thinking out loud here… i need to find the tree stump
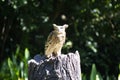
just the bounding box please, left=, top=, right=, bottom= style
left=28, top=51, right=81, bottom=80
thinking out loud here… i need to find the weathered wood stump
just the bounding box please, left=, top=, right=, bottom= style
left=28, top=51, right=81, bottom=80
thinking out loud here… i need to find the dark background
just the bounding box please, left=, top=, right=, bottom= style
left=0, top=0, right=120, bottom=79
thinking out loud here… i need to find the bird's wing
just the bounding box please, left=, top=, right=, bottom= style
left=45, top=32, right=55, bottom=50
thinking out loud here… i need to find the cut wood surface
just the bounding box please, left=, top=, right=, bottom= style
left=28, top=51, right=81, bottom=80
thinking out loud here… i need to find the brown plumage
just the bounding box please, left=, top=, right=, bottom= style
left=45, top=24, right=68, bottom=58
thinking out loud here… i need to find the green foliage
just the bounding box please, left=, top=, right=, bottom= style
left=0, top=0, right=120, bottom=79
left=90, top=64, right=103, bottom=80
left=82, top=64, right=119, bottom=80
left=0, top=47, right=29, bottom=80
left=90, top=64, right=97, bottom=80
left=118, top=64, right=120, bottom=80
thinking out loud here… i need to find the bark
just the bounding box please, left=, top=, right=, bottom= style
left=28, top=51, right=81, bottom=80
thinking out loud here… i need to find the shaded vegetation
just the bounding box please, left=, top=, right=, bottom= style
left=0, top=0, right=120, bottom=79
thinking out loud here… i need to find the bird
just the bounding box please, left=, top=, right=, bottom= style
left=45, top=24, right=68, bottom=58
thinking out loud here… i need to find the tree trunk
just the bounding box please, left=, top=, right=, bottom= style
left=28, top=51, right=81, bottom=80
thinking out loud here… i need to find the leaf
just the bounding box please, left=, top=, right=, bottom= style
left=90, top=64, right=97, bottom=80
left=25, top=48, right=30, bottom=60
